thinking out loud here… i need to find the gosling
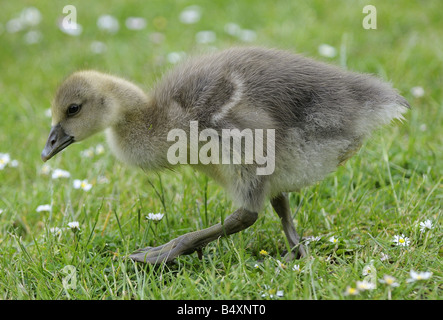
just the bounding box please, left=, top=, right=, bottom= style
left=41, top=47, right=409, bottom=264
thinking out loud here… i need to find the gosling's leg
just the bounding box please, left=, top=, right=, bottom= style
left=130, top=208, right=258, bottom=264
left=270, top=192, right=306, bottom=260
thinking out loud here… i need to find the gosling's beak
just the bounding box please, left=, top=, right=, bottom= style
left=41, top=124, right=75, bottom=162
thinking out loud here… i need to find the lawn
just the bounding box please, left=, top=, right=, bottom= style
left=0, top=0, right=441, bottom=301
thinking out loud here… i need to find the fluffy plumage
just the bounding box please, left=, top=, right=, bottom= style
left=42, top=47, right=409, bottom=263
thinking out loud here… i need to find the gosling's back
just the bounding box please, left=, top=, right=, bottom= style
left=154, top=47, right=408, bottom=131
left=149, top=47, right=408, bottom=209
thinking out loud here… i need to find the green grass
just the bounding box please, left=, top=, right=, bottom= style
left=0, top=0, right=441, bottom=300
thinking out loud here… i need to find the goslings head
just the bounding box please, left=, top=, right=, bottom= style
left=41, top=71, right=111, bottom=161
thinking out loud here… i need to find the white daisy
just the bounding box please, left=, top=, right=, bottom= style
left=179, top=6, right=201, bottom=24
left=36, top=204, right=52, bottom=212
left=0, top=153, right=11, bottom=169
left=40, top=164, right=52, bottom=175
left=6, top=18, right=24, bottom=33
left=380, top=252, right=390, bottom=261
left=73, top=179, right=92, bottom=191
left=356, top=280, right=376, bottom=291
left=419, top=219, right=433, bottom=232
left=410, top=86, right=425, bottom=98
left=379, top=275, right=399, bottom=287
left=20, top=7, right=42, bottom=27
left=292, top=264, right=301, bottom=272
left=51, top=168, right=71, bottom=179
left=328, top=236, right=338, bottom=244
left=146, top=213, right=164, bottom=222
left=406, top=270, right=432, bottom=283
left=260, top=285, right=280, bottom=299
left=362, top=263, right=375, bottom=276
left=50, top=227, right=62, bottom=236
left=393, top=234, right=410, bottom=246
left=318, top=44, right=337, bottom=58
left=9, top=159, right=19, bottom=167
left=97, top=14, right=119, bottom=33
left=67, top=221, right=80, bottom=230
left=125, top=17, right=147, bottom=30
left=344, top=286, right=359, bottom=296
left=95, top=144, right=105, bottom=155
left=304, top=235, right=321, bottom=245
left=80, top=148, right=95, bottom=158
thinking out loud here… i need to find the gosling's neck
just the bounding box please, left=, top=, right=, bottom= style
left=98, top=73, right=172, bottom=170
left=94, top=73, right=149, bottom=122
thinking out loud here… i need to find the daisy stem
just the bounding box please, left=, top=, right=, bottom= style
left=423, top=231, right=430, bottom=248
left=141, top=220, right=152, bottom=245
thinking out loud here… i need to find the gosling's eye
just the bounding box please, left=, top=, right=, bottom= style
left=67, top=104, right=81, bottom=116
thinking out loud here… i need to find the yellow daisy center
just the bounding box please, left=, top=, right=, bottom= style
left=348, top=288, right=357, bottom=294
